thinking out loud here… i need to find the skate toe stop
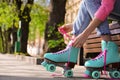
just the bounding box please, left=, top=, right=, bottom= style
left=83, top=74, right=91, bottom=78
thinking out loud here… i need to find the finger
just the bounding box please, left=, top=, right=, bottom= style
left=72, top=41, right=78, bottom=48
left=72, top=40, right=82, bottom=48
left=74, top=43, right=81, bottom=48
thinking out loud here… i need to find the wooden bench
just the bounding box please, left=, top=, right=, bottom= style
left=83, top=21, right=120, bottom=58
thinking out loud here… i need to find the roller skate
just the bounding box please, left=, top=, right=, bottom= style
left=41, top=44, right=79, bottom=77
left=41, top=27, right=80, bottom=77
left=84, top=40, right=120, bottom=79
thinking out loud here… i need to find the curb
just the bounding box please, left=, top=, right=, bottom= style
left=5, top=54, right=44, bottom=65
left=15, top=55, right=44, bottom=65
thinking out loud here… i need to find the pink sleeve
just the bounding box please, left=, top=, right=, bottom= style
left=95, top=0, right=116, bottom=21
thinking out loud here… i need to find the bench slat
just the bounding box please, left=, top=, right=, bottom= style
left=84, top=41, right=120, bottom=49
left=84, top=47, right=120, bottom=53
left=85, top=35, right=120, bottom=44
left=88, top=29, right=120, bottom=39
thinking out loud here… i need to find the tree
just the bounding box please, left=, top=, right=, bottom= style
left=16, top=0, right=34, bottom=53
left=44, top=0, right=67, bottom=53
left=0, top=2, right=18, bottom=53
left=29, top=3, right=49, bottom=41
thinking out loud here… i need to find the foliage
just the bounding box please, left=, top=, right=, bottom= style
left=0, top=2, right=18, bottom=30
left=48, top=37, right=65, bottom=50
left=29, top=3, right=49, bottom=41
left=0, top=2, right=18, bottom=53
left=47, top=24, right=66, bottom=51
left=0, top=38, right=3, bottom=52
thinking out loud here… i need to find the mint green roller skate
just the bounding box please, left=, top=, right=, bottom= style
left=41, top=41, right=79, bottom=77
left=84, top=40, right=120, bottom=79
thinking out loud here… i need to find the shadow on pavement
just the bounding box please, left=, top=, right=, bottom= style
left=0, top=75, right=51, bottom=80
left=0, top=75, right=112, bottom=80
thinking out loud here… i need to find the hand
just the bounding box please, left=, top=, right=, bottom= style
left=72, top=17, right=102, bottom=48
left=72, top=33, right=88, bottom=48
left=58, top=23, right=73, bottom=44
left=58, top=23, right=73, bottom=33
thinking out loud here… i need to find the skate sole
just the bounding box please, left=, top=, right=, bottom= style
left=85, top=62, right=120, bottom=70
left=85, top=62, right=120, bottom=79
left=44, top=58, right=76, bottom=68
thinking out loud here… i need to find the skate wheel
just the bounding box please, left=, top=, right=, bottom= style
left=109, top=70, right=114, bottom=78
left=92, top=71, right=100, bottom=79
left=63, top=70, right=73, bottom=77
left=46, top=64, right=56, bottom=72
left=109, top=70, right=120, bottom=78
left=41, top=61, right=47, bottom=67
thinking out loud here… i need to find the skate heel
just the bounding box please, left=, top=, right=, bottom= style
left=108, top=62, right=120, bottom=79
left=108, top=62, right=120, bottom=68
left=65, top=62, right=76, bottom=68
left=61, top=62, right=76, bottom=78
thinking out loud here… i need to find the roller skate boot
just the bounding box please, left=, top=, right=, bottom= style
left=84, top=40, right=107, bottom=78
left=41, top=40, right=80, bottom=77
left=84, top=40, right=120, bottom=79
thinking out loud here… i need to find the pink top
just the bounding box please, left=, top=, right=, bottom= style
left=95, top=0, right=116, bottom=21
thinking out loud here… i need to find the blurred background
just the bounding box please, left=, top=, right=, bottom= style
left=0, top=0, right=73, bottom=59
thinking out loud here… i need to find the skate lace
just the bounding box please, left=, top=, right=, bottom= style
left=58, top=27, right=72, bottom=69
left=92, top=52, right=103, bottom=60
left=102, top=49, right=108, bottom=77
left=92, top=49, right=108, bottom=76
left=51, top=27, right=72, bottom=77
left=92, top=49, right=107, bottom=61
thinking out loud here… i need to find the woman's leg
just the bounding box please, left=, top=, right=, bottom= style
left=84, top=0, right=112, bottom=41
left=73, top=0, right=112, bottom=42
left=72, top=0, right=92, bottom=36
left=84, top=0, right=120, bottom=79
left=84, top=0, right=120, bottom=77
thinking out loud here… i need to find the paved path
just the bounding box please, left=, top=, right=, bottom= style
left=0, top=54, right=113, bottom=80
